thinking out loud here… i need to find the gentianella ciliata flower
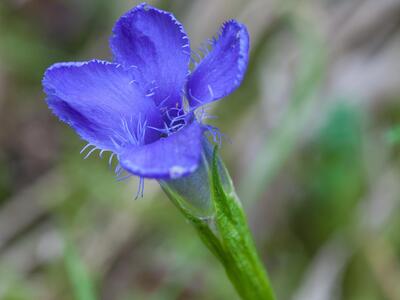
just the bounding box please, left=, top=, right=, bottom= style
left=42, top=3, right=249, bottom=185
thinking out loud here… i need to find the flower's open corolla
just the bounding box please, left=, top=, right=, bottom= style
left=42, top=3, right=249, bottom=180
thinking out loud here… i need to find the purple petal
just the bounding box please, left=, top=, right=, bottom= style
left=42, top=60, right=163, bottom=151
left=119, top=122, right=203, bottom=179
left=110, top=3, right=190, bottom=110
left=186, top=20, right=249, bottom=107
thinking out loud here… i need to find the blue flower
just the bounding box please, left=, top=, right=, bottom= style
left=42, top=3, right=249, bottom=181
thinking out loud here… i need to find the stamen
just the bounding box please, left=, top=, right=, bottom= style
left=188, top=89, right=203, bottom=105
left=157, top=94, right=171, bottom=109
left=147, top=125, right=169, bottom=134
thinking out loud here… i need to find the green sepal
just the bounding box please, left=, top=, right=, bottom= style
left=160, top=182, right=226, bottom=263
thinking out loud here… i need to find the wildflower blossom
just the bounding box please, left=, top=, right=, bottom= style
left=42, top=3, right=249, bottom=180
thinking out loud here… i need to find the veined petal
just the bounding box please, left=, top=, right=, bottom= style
left=119, top=122, right=203, bottom=179
left=110, top=3, right=190, bottom=110
left=42, top=60, right=163, bottom=151
left=186, top=20, right=249, bottom=107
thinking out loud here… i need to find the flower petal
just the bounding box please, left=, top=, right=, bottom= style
left=186, top=20, right=249, bottom=107
left=110, top=3, right=190, bottom=110
left=42, top=60, right=163, bottom=151
left=119, top=122, right=203, bottom=179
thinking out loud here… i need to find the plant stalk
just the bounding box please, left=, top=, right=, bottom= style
left=160, top=146, right=276, bottom=300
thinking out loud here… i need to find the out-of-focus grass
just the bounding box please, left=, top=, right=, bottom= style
left=0, top=0, right=400, bottom=299
left=64, top=238, right=97, bottom=300
left=238, top=12, right=327, bottom=204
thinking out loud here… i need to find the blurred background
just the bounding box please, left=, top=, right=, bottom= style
left=1, top=0, right=400, bottom=299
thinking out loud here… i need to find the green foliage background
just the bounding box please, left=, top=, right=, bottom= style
left=0, top=0, right=400, bottom=299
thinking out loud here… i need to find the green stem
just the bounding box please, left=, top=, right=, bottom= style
left=209, top=147, right=275, bottom=300
left=160, top=147, right=276, bottom=300
left=209, top=196, right=275, bottom=300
